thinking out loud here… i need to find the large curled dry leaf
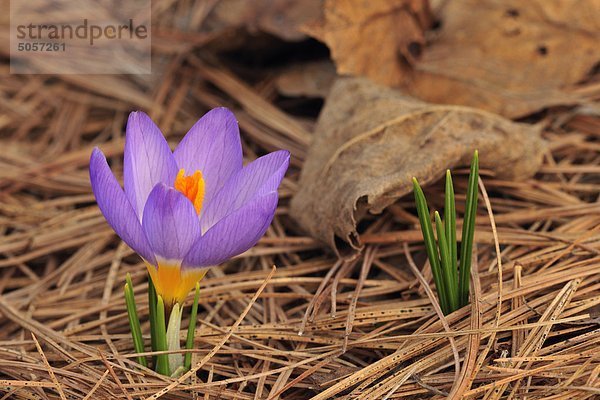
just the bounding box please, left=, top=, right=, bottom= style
left=305, top=0, right=600, bottom=118
left=303, top=0, right=433, bottom=87
left=290, top=78, right=546, bottom=258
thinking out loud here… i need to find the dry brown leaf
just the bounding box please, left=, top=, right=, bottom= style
left=306, top=0, right=600, bottom=117
left=303, top=0, right=433, bottom=87
left=290, top=78, right=546, bottom=258
left=407, top=0, right=600, bottom=117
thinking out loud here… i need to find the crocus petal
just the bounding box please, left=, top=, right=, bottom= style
left=142, top=184, right=201, bottom=262
left=124, top=111, right=178, bottom=220
left=173, top=108, right=243, bottom=207
left=183, top=192, right=278, bottom=268
left=89, top=148, right=156, bottom=264
left=200, top=150, right=289, bottom=233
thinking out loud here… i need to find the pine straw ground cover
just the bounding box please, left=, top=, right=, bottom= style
left=0, top=61, right=600, bottom=399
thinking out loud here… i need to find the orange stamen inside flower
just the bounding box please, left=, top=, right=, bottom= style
left=174, top=169, right=205, bottom=215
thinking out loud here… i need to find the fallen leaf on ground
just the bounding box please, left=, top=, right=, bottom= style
left=305, top=0, right=600, bottom=117
left=303, top=0, right=432, bottom=87
left=290, top=78, right=546, bottom=258
left=408, top=0, right=600, bottom=117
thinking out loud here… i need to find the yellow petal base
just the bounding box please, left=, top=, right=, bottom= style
left=146, top=260, right=207, bottom=306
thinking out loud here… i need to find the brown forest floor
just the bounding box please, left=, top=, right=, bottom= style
left=1, top=6, right=600, bottom=400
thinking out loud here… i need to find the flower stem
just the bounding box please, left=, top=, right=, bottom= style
left=148, top=274, right=158, bottom=363
left=413, top=178, right=449, bottom=314
left=435, top=211, right=459, bottom=311
left=444, top=170, right=457, bottom=283
left=412, top=151, right=479, bottom=315
left=459, top=150, right=479, bottom=307
left=184, top=282, right=201, bottom=370
left=155, top=295, right=170, bottom=376
left=124, top=273, right=147, bottom=367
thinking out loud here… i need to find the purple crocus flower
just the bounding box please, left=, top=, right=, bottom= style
left=90, top=108, right=289, bottom=306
